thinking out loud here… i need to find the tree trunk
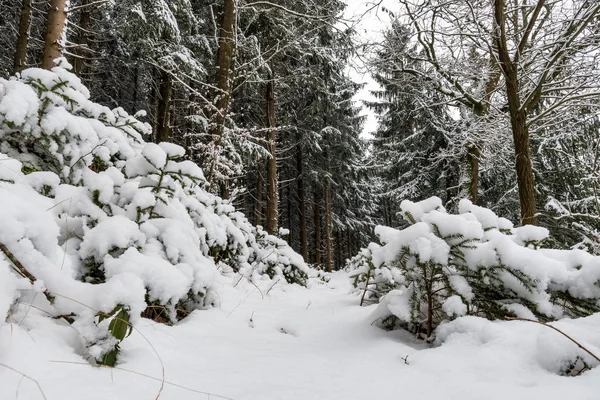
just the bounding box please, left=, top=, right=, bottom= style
left=313, top=189, right=322, bottom=267
left=335, top=230, right=342, bottom=270
left=255, top=163, right=263, bottom=226
left=346, top=231, right=352, bottom=260
left=14, top=0, right=32, bottom=74
left=42, top=0, right=67, bottom=70
left=467, top=146, right=480, bottom=204
left=509, top=107, right=538, bottom=225
left=149, top=73, right=158, bottom=137
left=156, top=71, right=172, bottom=143
left=72, top=0, right=90, bottom=77
left=207, top=0, right=236, bottom=185
left=494, top=0, right=538, bottom=225
left=286, top=178, right=292, bottom=239
left=296, top=132, right=308, bottom=261
left=132, top=67, right=140, bottom=111
left=265, top=77, right=278, bottom=234
left=324, top=181, right=333, bottom=272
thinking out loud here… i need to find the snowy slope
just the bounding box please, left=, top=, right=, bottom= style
left=2, top=272, right=599, bottom=400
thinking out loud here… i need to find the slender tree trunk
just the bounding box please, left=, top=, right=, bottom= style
left=265, top=77, right=278, bottom=234
left=313, top=189, right=322, bottom=266
left=132, top=67, right=140, bottom=111
left=14, top=0, right=32, bottom=74
left=346, top=230, right=351, bottom=261
left=207, top=0, right=236, bottom=186
left=508, top=104, right=538, bottom=225
left=494, top=0, right=538, bottom=225
left=296, top=132, right=308, bottom=261
left=426, top=275, right=433, bottom=338
left=156, top=71, right=172, bottom=143
left=149, top=74, right=158, bottom=139
left=42, top=0, right=67, bottom=70
left=467, top=146, right=480, bottom=204
left=324, top=180, right=333, bottom=272
left=468, top=59, right=500, bottom=204
left=335, top=230, right=342, bottom=270
left=286, top=179, right=292, bottom=239
left=255, top=163, right=263, bottom=226
left=72, top=0, right=90, bottom=77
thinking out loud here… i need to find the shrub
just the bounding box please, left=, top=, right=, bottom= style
left=0, top=63, right=309, bottom=366
left=348, top=197, right=600, bottom=339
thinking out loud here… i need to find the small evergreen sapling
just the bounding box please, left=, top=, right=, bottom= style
left=349, top=197, right=600, bottom=339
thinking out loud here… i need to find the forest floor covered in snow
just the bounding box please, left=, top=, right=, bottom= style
left=2, top=272, right=599, bottom=400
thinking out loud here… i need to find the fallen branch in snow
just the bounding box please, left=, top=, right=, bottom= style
left=506, top=317, right=600, bottom=363
left=0, top=361, right=47, bottom=400
left=0, top=242, right=55, bottom=305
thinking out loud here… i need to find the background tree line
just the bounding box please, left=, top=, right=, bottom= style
left=366, top=0, right=600, bottom=253
left=0, top=0, right=376, bottom=272
left=2, top=0, right=600, bottom=271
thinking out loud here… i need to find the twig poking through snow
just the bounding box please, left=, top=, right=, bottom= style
left=505, top=317, right=600, bottom=363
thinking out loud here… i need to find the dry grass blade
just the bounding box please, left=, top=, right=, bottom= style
left=48, top=361, right=234, bottom=400
left=0, top=362, right=48, bottom=400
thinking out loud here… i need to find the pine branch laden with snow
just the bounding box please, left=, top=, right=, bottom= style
left=348, top=197, right=600, bottom=338
left=0, top=64, right=309, bottom=366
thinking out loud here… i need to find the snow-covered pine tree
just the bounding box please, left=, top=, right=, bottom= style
left=0, top=64, right=310, bottom=365
left=366, top=22, right=460, bottom=227
left=349, top=197, right=600, bottom=338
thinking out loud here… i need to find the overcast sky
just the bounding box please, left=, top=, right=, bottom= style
left=342, top=0, right=398, bottom=138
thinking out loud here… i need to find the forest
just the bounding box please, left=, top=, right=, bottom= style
left=0, top=1, right=599, bottom=399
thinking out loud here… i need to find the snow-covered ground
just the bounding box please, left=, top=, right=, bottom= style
left=2, top=272, right=599, bottom=400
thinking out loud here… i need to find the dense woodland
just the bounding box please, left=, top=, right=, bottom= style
left=1, top=1, right=600, bottom=397
left=1, top=0, right=600, bottom=266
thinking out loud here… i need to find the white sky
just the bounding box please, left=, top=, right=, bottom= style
left=342, top=0, right=399, bottom=138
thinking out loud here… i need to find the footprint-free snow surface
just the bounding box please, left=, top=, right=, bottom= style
left=1, top=272, right=599, bottom=400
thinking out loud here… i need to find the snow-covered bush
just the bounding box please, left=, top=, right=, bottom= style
left=348, top=197, right=600, bottom=338
left=0, top=64, right=308, bottom=365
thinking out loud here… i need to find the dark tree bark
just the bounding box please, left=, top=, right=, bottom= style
left=493, top=0, right=539, bottom=225
left=324, top=180, right=333, bottom=272
left=335, top=230, right=342, bottom=270
left=42, top=0, right=67, bottom=70
left=296, top=132, right=309, bottom=261
left=14, top=0, right=32, bottom=73
left=156, top=71, right=172, bottom=143
left=72, top=0, right=90, bottom=77
left=255, top=163, right=264, bottom=226
left=265, top=77, right=278, bottom=234
left=207, top=0, right=236, bottom=186
left=286, top=178, right=292, bottom=239
left=467, top=146, right=480, bottom=204
left=313, top=189, right=322, bottom=266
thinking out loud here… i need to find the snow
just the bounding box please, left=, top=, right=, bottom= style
left=372, top=223, right=449, bottom=266
left=442, top=295, right=468, bottom=317
left=1, top=59, right=599, bottom=400
left=400, top=197, right=445, bottom=222
left=79, top=215, right=145, bottom=262
left=2, top=273, right=599, bottom=400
